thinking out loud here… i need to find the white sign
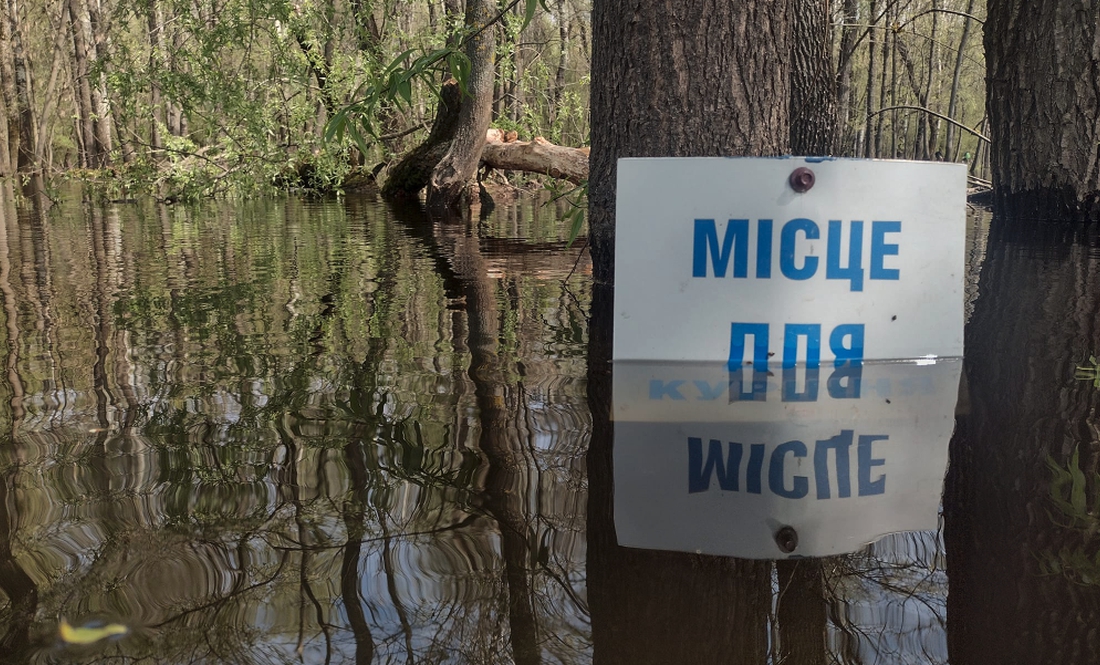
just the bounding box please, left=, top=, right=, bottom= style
left=613, top=157, right=967, bottom=365
left=613, top=359, right=961, bottom=558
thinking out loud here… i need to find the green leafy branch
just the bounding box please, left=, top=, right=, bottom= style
left=545, top=179, right=587, bottom=246
left=325, top=0, right=549, bottom=154
left=1042, top=448, right=1100, bottom=584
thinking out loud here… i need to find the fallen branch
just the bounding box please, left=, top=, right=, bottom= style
left=481, top=130, right=589, bottom=184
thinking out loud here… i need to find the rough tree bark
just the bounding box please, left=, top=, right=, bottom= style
left=588, top=0, right=790, bottom=283
left=985, top=0, right=1100, bottom=218
left=790, top=0, right=836, bottom=155
left=382, top=79, right=462, bottom=198
left=426, top=0, right=496, bottom=211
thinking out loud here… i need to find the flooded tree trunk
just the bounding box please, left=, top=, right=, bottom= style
left=986, top=0, right=1100, bottom=217
left=945, top=220, right=1100, bottom=662
left=426, top=0, right=495, bottom=212
left=383, top=80, right=462, bottom=198
left=587, top=1, right=791, bottom=662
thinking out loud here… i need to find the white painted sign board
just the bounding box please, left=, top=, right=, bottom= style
left=613, top=157, right=967, bottom=365
left=611, top=157, right=966, bottom=558
left=613, top=358, right=960, bottom=558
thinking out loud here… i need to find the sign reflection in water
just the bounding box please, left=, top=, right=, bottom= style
left=612, top=359, right=961, bottom=558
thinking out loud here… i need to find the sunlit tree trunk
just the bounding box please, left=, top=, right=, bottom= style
left=835, top=0, right=858, bottom=153
left=86, top=0, right=113, bottom=163
left=67, top=0, right=98, bottom=167
left=0, top=0, right=33, bottom=171
left=146, top=0, right=164, bottom=152
left=427, top=0, right=495, bottom=210
left=985, top=0, right=1100, bottom=217
left=863, top=0, right=878, bottom=158
left=945, top=0, right=978, bottom=162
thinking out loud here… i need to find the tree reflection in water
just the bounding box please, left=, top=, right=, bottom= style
left=0, top=188, right=1055, bottom=664
left=0, top=186, right=590, bottom=663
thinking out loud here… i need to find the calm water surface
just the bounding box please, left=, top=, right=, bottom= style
left=0, top=185, right=1027, bottom=664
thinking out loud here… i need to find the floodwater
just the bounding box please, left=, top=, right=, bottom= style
left=0, top=182, right=1090, bottom=664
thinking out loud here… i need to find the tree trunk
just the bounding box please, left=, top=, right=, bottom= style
left=482, top=130, right=588, bottom=183
left=589, top=0, right=790, bottom=283
left=67, top=0, right=98, bottom=167
left=587, top=1, right=791, bottom=662
left=835, top=0, right=859, bottom=153
left=86, top=0, right=113, bottom=164
left=426, top=0, right=496, bottom=211
left=382, top=79, right=462, bottom=198
left=2, top=0, right=33, bottom=171
left=945, top=0, right=977, bottom=162
left=789, top=0, right=836, bottom=154
left=863, top=0, right=878, bottom=158
left=985, top=0, right=1100, bottom=217
left=146, top=0, right=164, bottom=152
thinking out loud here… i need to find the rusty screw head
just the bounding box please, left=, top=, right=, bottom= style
left=775, top=525, right=799, bottom=554
left=789, top=167, right=815, bottom=193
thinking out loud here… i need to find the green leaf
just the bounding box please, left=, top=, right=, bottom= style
left=345, top=119, right=372, bottom=153
left=397, top=77, right=413, bottom=106
left=567, top=208, right=585, bottom=247
left=1069, top=449, right=1088, bottom=516
left=383, top=49, right=417, bottom=76
left=447, top=52, right=471, bottom=96
left=522, top=0, right=538, bottom=30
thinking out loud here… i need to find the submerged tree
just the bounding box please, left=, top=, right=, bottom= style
left=585, top=0, right=796, bottom=662
left=985, top=0, right=1100, bottom=217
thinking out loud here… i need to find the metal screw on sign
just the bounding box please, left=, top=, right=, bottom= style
left=789, top=167, right=815, bottom=193
left=775, top=525, right=799, bottom=554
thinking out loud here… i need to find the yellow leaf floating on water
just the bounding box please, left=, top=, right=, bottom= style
left=59, top=618, right=128, bottom=645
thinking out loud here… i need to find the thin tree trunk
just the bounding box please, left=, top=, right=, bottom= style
left=835, top=0, right=858, bottom=153
left=945, top=0, right=977, bottom=162
left=6, top=0, right=33, bottom=171
left=33, top=7, right=68, bottom=168
left=925, top=0, right=941, bottom=158
left=863, top=0, right=878, bottom=158
left=67, top=0, right=97, bottom=167
left=86, top=0, right=113, bottom=163
left=875, top=8, right=889, bottom=157
left=553, top=0, right=566, bottom=116
left=146, top=0, right=164, bottom=152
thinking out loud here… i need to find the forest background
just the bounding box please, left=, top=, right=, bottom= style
left=0, top=0, right=987, bottom=203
